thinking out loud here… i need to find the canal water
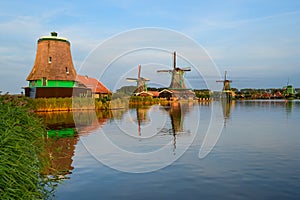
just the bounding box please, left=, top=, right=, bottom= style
left=40, top=100, right=300, bottom=200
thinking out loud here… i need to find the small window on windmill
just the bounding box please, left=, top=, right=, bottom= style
left=48, top=56, right=52, bottom=63
left=66, top=67, right=69, bottom=74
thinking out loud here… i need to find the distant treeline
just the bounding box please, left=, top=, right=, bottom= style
left=232, top=88, right=300, bottom=99
left=195, top=88, right=300, bottom=99
left=113, top=86, right=211, bottom=99
left=115, top=86, right=300, bottom=99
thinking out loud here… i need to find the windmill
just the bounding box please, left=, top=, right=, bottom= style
left=283, top=78, right=295, bottom=99
left=216, top=71, right=233, bottom=99
left=157, top=51, right=191, bottom=90
left=126, top=65, right=150, bottom=94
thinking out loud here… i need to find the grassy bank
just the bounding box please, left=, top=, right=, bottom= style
left=34, top=97, right=110, bottom=112
left=0, top=96, right=49, bottom=199
left=129, top=96, right=168, bottom=105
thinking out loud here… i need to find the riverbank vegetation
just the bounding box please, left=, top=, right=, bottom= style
left=0, top=95, right=111, bottom=112
left=129, top=96, right=165, bottom=105
left=194, top=89, right=211, bottom=99
left=0, top=96, right=50, bottom=199
left=34, top=97, right=110, bottom=112
left=233, top=88, right=300, bottom=99
left=201, top=88, right=300, bottom=100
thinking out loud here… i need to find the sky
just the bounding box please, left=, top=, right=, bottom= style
left=0, top=0, right=300, bottom=93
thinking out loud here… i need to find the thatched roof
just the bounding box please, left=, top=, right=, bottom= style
left=27, top=33, right=77, bottom=81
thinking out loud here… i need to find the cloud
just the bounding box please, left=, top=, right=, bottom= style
left=1, top=1, right=300, bottom=93
left=74, top=28, right=223, bottom=91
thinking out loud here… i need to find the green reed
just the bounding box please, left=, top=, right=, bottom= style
left=35, top=97, right=111, bottom=112
left=129, top=96, right=165, bottom=105
left=0, top=98, right=50, bottom=199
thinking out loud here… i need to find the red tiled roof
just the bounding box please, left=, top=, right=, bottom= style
left=136, top=91, right=153, bottom=96
left=159, top=89, right=173, bottom=94
left=76, top=75, right=111, bottom=94
left=148, top=91, right=160, bottom=97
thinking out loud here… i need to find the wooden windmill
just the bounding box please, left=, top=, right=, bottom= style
left=283, top=79, right=295, bottom=99
left=25, top=32, right=78, bottom=98
left=216, top=71, right=233, bottom=98
left=126, top=65, right=150, bottom=94
left=157, top=51, right=191, bottom=90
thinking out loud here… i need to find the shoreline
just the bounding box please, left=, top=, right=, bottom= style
left=0, top=94, right=298, bottom=113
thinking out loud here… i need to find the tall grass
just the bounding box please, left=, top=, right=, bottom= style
left=129, top=96, right=166, bottom=105
left=34, top=98, right=73, bottom=112
left=35, top=97, right=111, bottom=112
left=0, top=98, right=50, bottom=199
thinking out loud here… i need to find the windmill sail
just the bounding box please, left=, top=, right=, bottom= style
left=126, top=65, right=150, bottom=94
left=157, top=51, right=191, bottom=90
left=216, top=70, right=233, bottom=99
left=157, top=51, right=195, bottom=99
left=180, top=67, right=191, bottom=71
left=126, top=78, right=138, bottom=82
left=216, top=70, right=232, bottom=91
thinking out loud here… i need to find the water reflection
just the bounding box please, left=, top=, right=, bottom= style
left=74, top=110, right=112, bottom=135
left=48, top=100, right=300, bottom=199
left=221, top=100, right=233, bottom=127
left=40, top=135, right=79, bottom=180
left=285, top=100, right=293, bottom=114
left=37, top=112, right=77, bottom=181
left=38, top=110, right=112, bottom=181
left=219, top=100, right=299, bottom=125
left=159, top=102, right=193, bottom=152
left=38, top=111, right=75, bottom=130
left=238, top=99, right=299, bottom=111
left=74, top=101, right=200, bottom=173
left=161, top=102, right=193, bottom=133
left=134, top=106, right=151, bottom=136
left=43, top=100, right=300, bottom=181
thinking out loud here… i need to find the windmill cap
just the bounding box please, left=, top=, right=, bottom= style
left=38, top=32, right=70, bottom=44
left=51, top=32, right=58, bottom=37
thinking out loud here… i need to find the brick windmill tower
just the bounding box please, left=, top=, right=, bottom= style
left=25, top=32, right=88, bottom=98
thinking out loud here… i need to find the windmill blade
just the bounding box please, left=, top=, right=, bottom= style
left=180, top=67, right=191, bottom=71
left=157, top=69, right=172, bottom=73
left=224, top=71, right=227, bottom=81
left=142, top=77, right=150, bottom=81
left=126, top=78, right=138, bottom=82
left=138, top=65, right=141, bottom=79
left=173, top=51, right=176, bottom=69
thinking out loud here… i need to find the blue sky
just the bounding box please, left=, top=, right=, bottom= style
left=1, top=0, right=300, bottom=93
